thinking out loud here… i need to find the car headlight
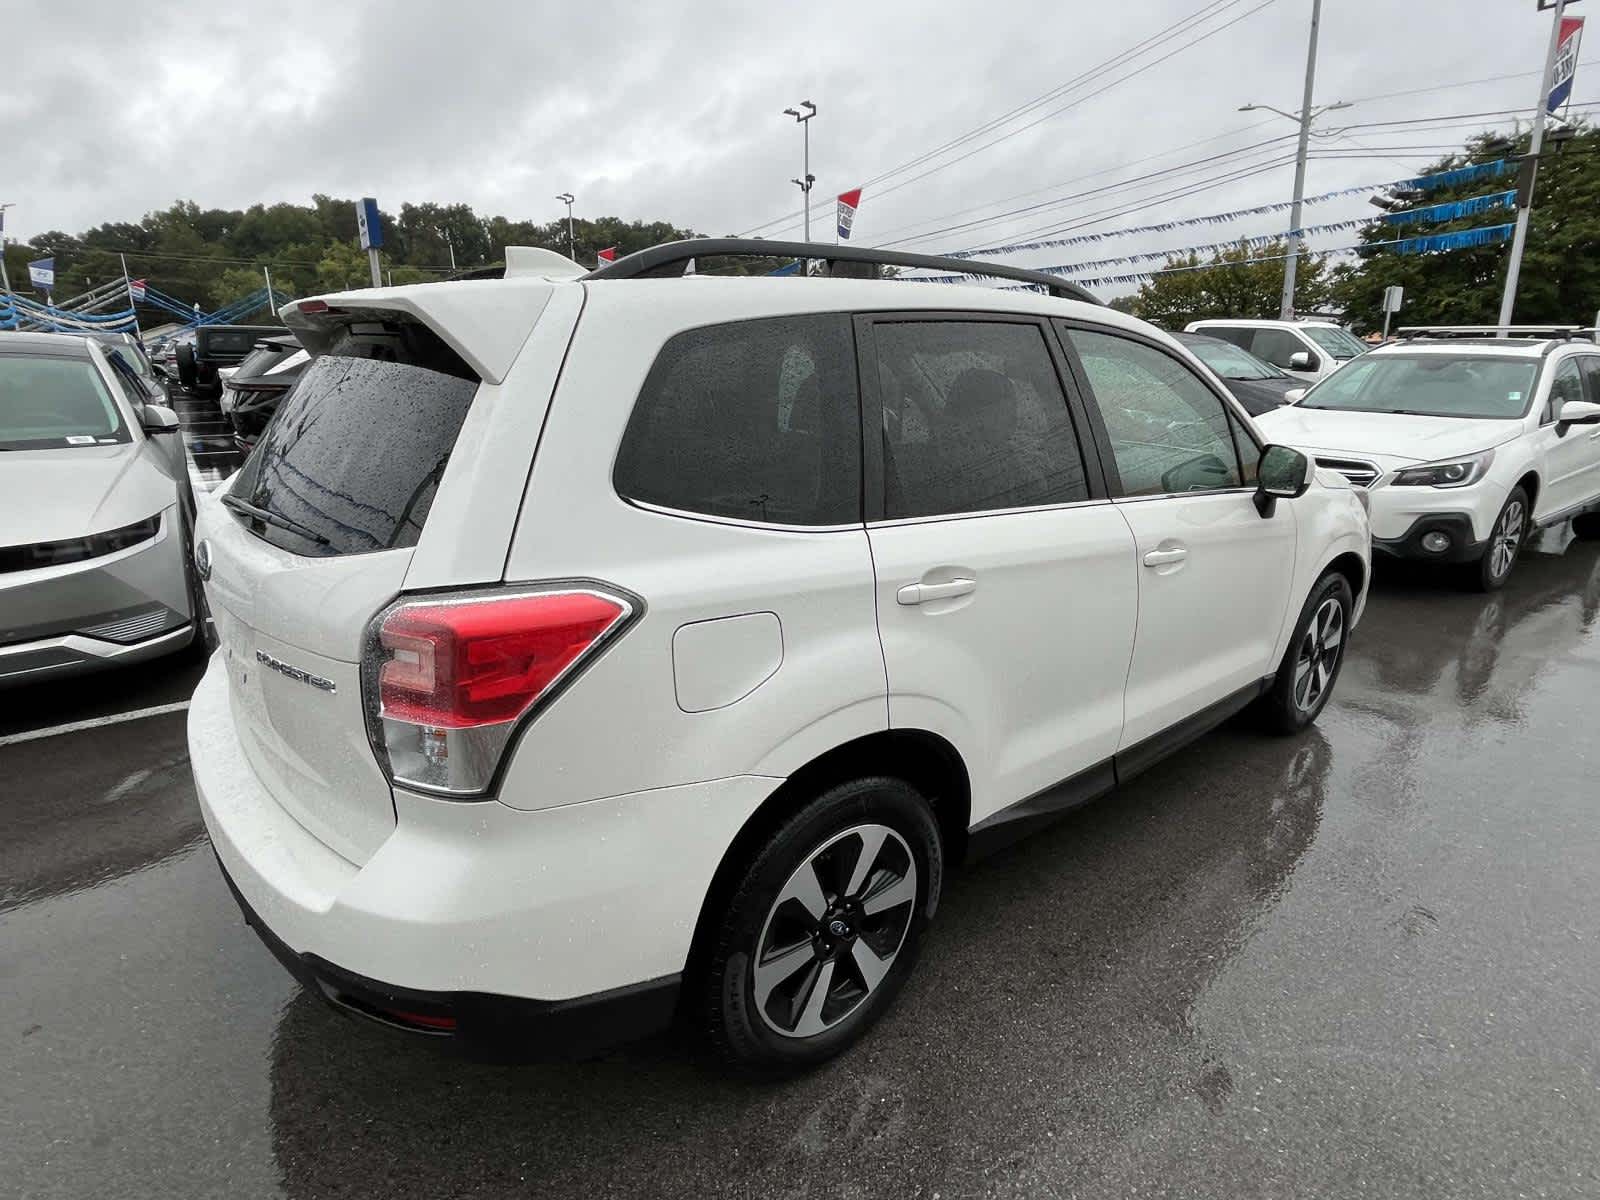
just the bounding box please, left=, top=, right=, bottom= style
left=1388, top=449, right=1494, bottom=489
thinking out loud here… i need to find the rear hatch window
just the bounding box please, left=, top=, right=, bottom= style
left=227, top=317, right=480, bottom=556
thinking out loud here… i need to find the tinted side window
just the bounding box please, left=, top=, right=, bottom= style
left=872, top=320, right=1089, bottom=519
left=1581, top=358, right=1600, bottom=414
left=1250, top=329, right=1311, bottom=370
left=1203, top=326, right=1253, bottom=351
left=614, top=315, right=860, bottom=526
left=1548, top=358, right=1585, bottom=423
left=230, top=321, right=479, bottom=557
left=1065, top=329, right=1244, bottom=496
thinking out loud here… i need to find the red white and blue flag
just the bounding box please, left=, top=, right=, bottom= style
left=1549, top=16, right=1584, bottom=113
left=597, top=246, right=619, bottom=266
left=127, top=278, right=146, bottom=303
left=836, top=188, right=863, bottom=241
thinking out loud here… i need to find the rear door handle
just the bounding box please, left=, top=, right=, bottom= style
left=1142, top=547, right=1189, bottom=567
left=897, top=577, right=977, bottom=605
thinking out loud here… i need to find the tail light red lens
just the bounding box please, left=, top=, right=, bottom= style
left=364, top=586, right=637, bottom=796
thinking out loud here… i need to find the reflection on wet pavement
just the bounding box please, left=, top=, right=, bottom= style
left=4, top=534, right=1600, bottom=1198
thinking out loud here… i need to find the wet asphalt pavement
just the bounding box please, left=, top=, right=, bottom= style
left=5, top=528, right=1600, bottom=1200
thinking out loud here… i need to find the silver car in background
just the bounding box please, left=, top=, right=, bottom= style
left=0, top=331, right=203, bottom=685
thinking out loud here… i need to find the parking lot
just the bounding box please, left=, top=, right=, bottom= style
left=5, top=527, right=1598, bottom=1200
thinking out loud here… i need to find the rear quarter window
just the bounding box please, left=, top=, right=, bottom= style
left=228, top=320, right=479, bottom=556
left=613, top=314, right=861, bottom=526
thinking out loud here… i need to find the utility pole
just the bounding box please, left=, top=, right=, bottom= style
left=442, top=230, right=457, bottom=271
left=0, top=203, right=13, bottom=300
left=784, top=100, right=818, bottom=242
left=556, top=193, right=576, bottom=259
left=262, top=265, right=276, bottom=315
left=1498, top=0, right=1574, bottom=331
left=1240, top=0, right=1347, bottom=320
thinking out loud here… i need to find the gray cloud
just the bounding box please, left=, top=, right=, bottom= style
left=0, top=0, right=1575, bottom=293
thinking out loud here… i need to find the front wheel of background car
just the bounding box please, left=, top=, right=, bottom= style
left=697, top=776, right=943, bottom=1073
left=1472, top=487, right=1529, bottom=593
left=1258, top=571, right=1354, bottom=736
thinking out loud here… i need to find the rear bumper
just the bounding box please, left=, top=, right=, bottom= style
left=188, top=657, right=775, bottom=1054
left=216, top=854, right=680, bottom=1060
left=1371, top=512, right=1487, bottom=565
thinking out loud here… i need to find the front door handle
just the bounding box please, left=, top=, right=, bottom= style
left=897, top=577, right=977, bottom=605
left=1142, top=547, right=1189, bottom=567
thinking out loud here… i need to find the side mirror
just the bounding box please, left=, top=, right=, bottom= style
left=1284, top=387, right=1308, bottom=404
left=1557, top=399, right=1600, bottom=431
left=1254, top=444, right=1311, bottom=517
left=139, top=403, right=181, bottom=434
left=1287, top=350, right=1317, bottom=372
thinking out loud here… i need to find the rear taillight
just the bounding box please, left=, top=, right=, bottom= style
left=362, top=585, right=638, bottom=797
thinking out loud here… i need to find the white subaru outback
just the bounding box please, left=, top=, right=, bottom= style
left=1257, top=328, right=1600, bottom=591
left=188, top=240, right=1370, bottom=1070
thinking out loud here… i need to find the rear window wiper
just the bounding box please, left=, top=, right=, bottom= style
left=222, top=492, right=331, bottom=546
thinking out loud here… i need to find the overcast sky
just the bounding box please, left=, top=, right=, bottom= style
left=2, top=0, right=1591, bottom=293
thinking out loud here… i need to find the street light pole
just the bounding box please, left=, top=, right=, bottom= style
left=556, top=193, right=576, bottom=260
left=1240, top=0, right=1347, bottom=320
left=0, top=203, right=13, bottom=301
left=783, top=101, right=817, bottom=242
left=1497, top=0, right=1571, bottom=331
left=1279, top=0, right=1323, bottom=320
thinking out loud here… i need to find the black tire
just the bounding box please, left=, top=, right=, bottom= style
left=697, top=776, right=943, bottom=1073
left=176, top=342, right=198, bottom=390
left=1258, top=571, right=1354, bottom=735
left=1471, top=486, right=1529, bottom=592
left=1572, top=511, right=1600, bottom=540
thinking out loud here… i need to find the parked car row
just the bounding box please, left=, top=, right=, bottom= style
left=9, top=249, right=1600, bottom=1074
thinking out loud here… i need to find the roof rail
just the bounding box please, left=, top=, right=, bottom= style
left=581, top=238, right=1101, bottom=304
left=1395, top=324, right=1600, bottom=341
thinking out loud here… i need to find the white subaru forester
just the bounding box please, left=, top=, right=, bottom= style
left=188, top=240, right=1370, bottom=1070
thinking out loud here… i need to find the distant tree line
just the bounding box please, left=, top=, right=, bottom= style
left=0, top=196, right=704, bottom=319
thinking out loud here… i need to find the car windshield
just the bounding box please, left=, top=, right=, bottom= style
left=0, top=354, right=131, bottom=449
left=1181, top=337, right=1285, bottom=380
left=1297, top=353, right=1538, bottom=419
left=1302, top=325, right=1368, bottom=360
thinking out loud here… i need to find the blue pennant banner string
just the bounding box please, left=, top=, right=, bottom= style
left=942, top=159, right=1512, bottom=262
left=1382, top=189, right=1516, bottom=226
left=900, top=222, right=1516, bottom=292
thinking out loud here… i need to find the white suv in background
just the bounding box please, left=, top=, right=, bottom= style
left=188, top=240, right=1370, bottom=1070
left=1186, top=317, right=1368, bottom=383
left=1257, top=328, right=1600, bottom=591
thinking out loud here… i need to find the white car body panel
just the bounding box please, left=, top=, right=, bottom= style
left=868, top=503, right=1138, bottom=826
left=1115, top=490, right=1297, bottom=747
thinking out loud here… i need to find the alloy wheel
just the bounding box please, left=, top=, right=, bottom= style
left=1293, top=596, right=1345, bottom=713
left=1490, top=499, right=1525, bottom=581
left=752, top=824, right=918, bottom=1039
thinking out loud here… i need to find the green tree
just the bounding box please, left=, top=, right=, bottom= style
left=1330, top=126, right=1600, bottom=330
left=1126, top=240, right=1328, bottom=329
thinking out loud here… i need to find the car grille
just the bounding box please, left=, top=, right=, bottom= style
left=1315, top=457, right=1381, bottom=488
left=78, top=606, right=183, bottom=644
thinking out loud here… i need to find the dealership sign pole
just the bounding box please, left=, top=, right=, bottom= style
left=356, top=197, right=384, bottom=288
left=1498, top=0, right=1583, bottom=331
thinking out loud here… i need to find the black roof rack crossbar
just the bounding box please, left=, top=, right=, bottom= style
left=581, top=238, right=1101, bottom=304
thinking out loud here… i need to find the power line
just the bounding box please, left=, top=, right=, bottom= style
left=880, top=135, right=1299, bottom=249
left=739, top=0, right=1278, bottom=238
